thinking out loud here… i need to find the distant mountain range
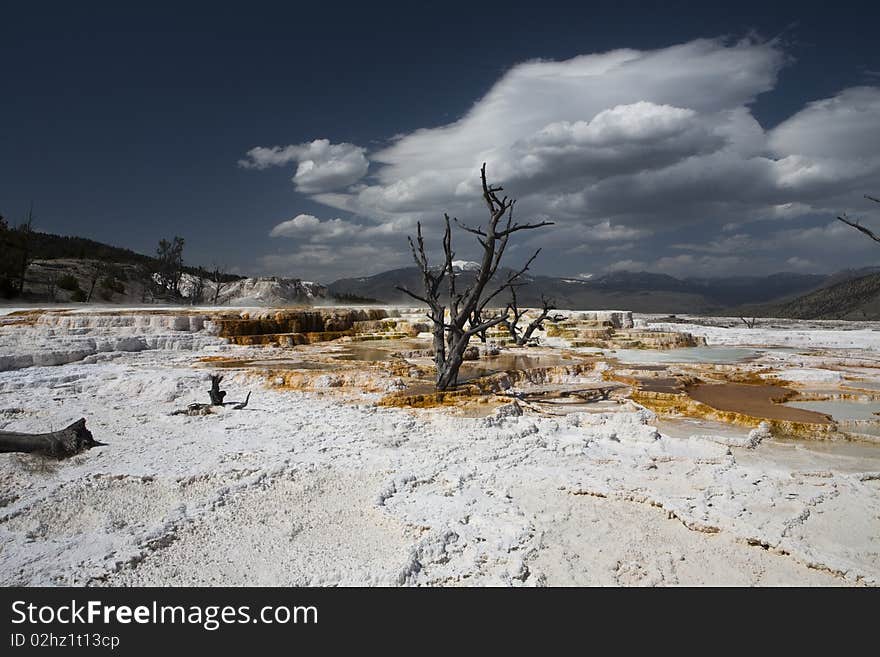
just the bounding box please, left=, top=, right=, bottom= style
left=7, top=228, right=880, bottom=318
left=329, top=264, right=880, bottom=316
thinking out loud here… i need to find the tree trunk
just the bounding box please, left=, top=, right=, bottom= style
left=86, top=276, right=98, bottom=302
left=0, top=418, right=104, bottom=458
left=436, top=338, right=469, bottom=390
left=519, top=321, right=542, bottom=345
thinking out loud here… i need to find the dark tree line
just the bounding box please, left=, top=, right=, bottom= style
left=0, top=205, right=34, bottom=298
left=0, top=206, right=237, bottom=304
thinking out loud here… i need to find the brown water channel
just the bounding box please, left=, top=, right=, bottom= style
left=686, top=382, right=832, bottom=424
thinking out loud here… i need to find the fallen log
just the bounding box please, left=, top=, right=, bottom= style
left=0, top=418, right=104, bottom=458
left=502, top=383, right=625, bottom=404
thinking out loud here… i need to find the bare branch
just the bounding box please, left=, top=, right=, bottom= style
left=479, top=248, right=541, bottom=313
left=838, top=214, right=880, bottom=244
left=396, top=286, right=430, bottom=306
left=453, top=217, right=487, bottom=237
left=464, top=310, right=510, bottom=337
left=497, top=220, right=555, bottom=237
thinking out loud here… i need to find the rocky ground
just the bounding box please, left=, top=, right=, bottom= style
left=0, top=306, right=878, bottom=586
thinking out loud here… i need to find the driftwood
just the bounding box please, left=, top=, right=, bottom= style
left=503, top=384, right=624, bottom=405
left=0, top=418, right=104, bottom=458
left=171, top=379, right=251, bottom=416
left=171, top=403, right=214, bottom=416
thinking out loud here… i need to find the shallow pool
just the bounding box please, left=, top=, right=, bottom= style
left=610, top=346, right=759, bottom=365
left=843, top=380, right=880, bottom=392
left=784, top=399, right=880, bottom=422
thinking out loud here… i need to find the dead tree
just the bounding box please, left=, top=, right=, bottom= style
left=398, top=164, right=552, bottom=390
left=210, top=264, right=230, bottom=305
left=155, top=236, right=185, bottom=298
left=838, top=195, right=880, bottom=244
left=504, top=287, right=528, bottom=344
left=506, top=291, right=565, bottom=346
left=739, top=316, right=758, bottom=329
left=189, top=267, right=207, bottom=305
left=16, top=203, right=34, bottom=295
left=208, top=374, right=227, bottom=405
left=136, top=263, right=154, bottom=303
left=0, top=418, right=104, bottom=458
left=45, top=272, right=58, bottom=302
left=85, top=262, right=108, bottom=302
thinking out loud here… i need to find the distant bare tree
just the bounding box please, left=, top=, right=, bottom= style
left=189, top=267, right=208, bottom=305
left=45, top=271, right=58, bottom=302
left=739, top=316, right=758, bottom=329
left=137, top=263, right=154, bottom=303
left=505, top=290, right=565, bottom=346
left=155, top=236, right=185, bottom=298
left=16, top=203, right=35, bottom=295
left=398, top=164, right=552, bottom=390
left=838, top=195, right=880, bottom=244
left=85, top=262, right=108, bottom=302
left=210, top=264, right=230, bottom=305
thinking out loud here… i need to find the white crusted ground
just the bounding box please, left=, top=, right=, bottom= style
left=646, top=317, right=880, bottom=352
left=0, top=310, right=878, bottom=586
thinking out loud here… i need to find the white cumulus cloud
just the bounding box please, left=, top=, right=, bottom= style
left=269, top=214, right=362, bottom=241
left=244, top=37, right=880, bottom=280
left=240, top=139, right=369, bottom=193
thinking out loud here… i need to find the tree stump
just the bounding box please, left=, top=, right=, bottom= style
left=209, top=374, right=226, bottom=406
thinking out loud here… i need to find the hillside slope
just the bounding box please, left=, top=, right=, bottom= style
left=6, top=230, right=325, bottom=306
left=761, top=272, right=880, bottom=320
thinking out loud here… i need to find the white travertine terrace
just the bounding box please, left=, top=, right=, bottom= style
left=0, top=311, right=222, bottom=371
left=0, top=307, right=878, bottom=586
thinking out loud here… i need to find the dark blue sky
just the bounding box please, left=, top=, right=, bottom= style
left=2, top=1, right=878, bottom=280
